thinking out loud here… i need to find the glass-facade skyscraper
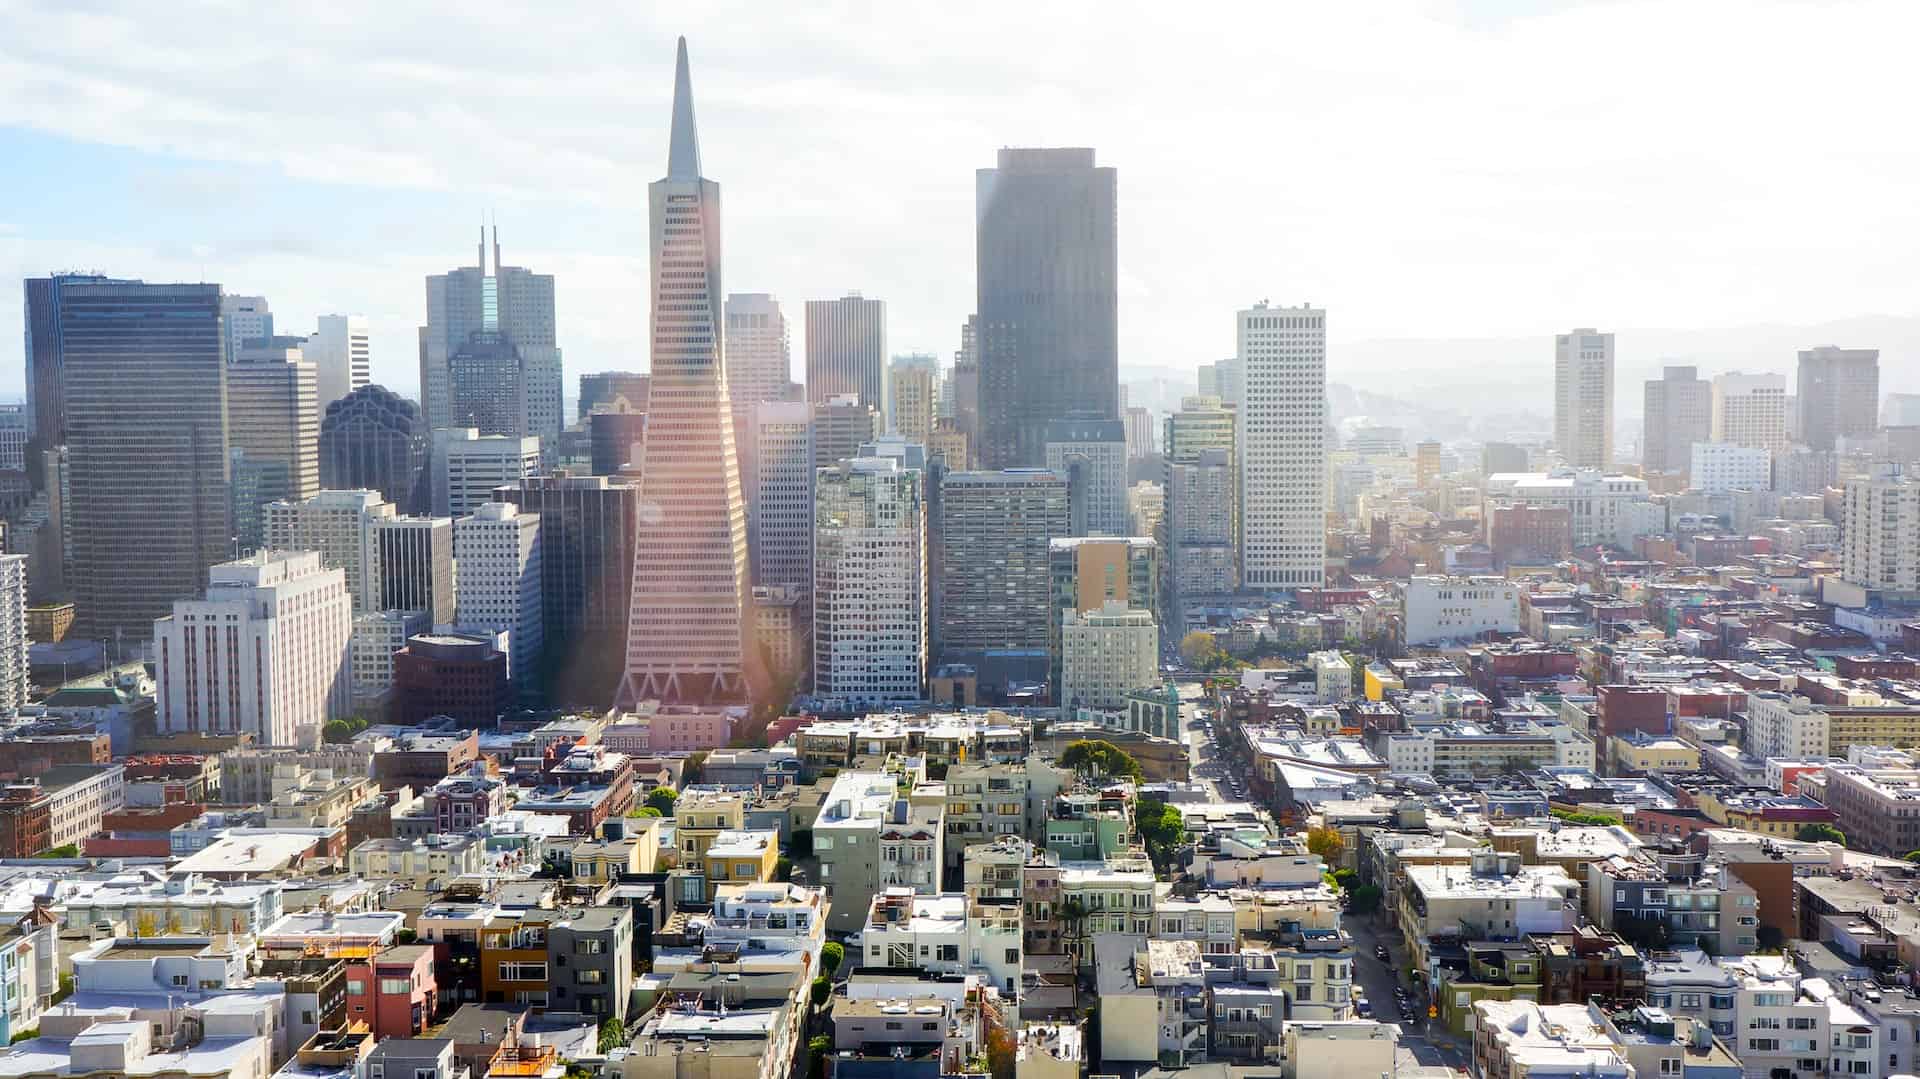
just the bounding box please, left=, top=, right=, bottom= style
left=975, top=148, right=1118, bottom=468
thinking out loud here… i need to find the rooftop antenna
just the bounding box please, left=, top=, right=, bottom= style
left=477, top=219, right=487, bottom=274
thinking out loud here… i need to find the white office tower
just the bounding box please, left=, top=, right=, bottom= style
left=725, top=293, right=792, bottom=408
left=1553, top=328, right=1614, bottom=469
left=1044, top=416, right=1128, bottom=537
left=753, top=400, right=814, bottom=591
left=220, top=295, right=272, bottom=365
left=1711, top=371, right=1789, bottom=452
left=617, top=38, right=753, bottom=708
left=0, top=555, right=26, bottom=714
left=264, top=489, right=397, bottom=610
left=308, top=314, right=372, bottom=408
left=1842, top=465, right=1920, bottom=594
left=1237, top=302, right=1327, bottom=589
left=806, top=293, right=888, bottom=414
left=813, top=456, right=926, bottom=708
left=153, top=550, right=352, bottom=747
left=431, top=428, right=541, bottom=517
left=1059, top=599, right=1157, bottom=714
left=1690, top=442, right=1772, bottom=495
left=455, top=501, right=543, bottom=693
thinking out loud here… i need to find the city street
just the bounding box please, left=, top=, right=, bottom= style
left=1345, top=913, right=1471, bottom=1075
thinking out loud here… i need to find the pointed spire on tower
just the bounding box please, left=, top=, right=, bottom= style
left=667, top=36, right=702, bottom=181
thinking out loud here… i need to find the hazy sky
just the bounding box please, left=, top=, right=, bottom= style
left=2, top=0, right=1917, bottom=399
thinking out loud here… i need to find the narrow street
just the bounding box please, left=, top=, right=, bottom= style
left=1345, top=913, right=1471, bottom=1076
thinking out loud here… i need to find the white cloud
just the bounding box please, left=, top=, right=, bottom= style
left=2, top=0, right=1918, bottom=394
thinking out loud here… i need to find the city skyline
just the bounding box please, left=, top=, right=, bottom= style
left=7, top=7, right=1920, bottom=402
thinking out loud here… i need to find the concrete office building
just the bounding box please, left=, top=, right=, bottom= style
left=430, top=429, right=540, bottom=517
left=939, top=469, right=1070, bottom=658
left=1238, top=302, right=1327, bottom=590
left=1643, top=365, right=1712, bottom=479
left=307, top=314, right=371, bottom=408
left=805, top=293, right=887, bottom=415
left=890, top=361, right=937, bottom=444
left=1197, top=357, right=1244, bottom=408
left=753, top=400, right=815, bottom=593
left=1045, top=415, right=1128, bottom=537
left=499, top=471, right=640, bottom=705
left=264, top=489, right=396, bottom=610
left=350, top=609, right=431, bottom=702
left=1553, top=328, right=1614, bottom=469
left=154, top=551, right=353, bottom=747
left=1483, top=470, right=1657, bottom=548
left=1712, top=371, right=1789, bottom=453
left=1168, top=448, right=1237, bottom=601
left=1060, top=601, right=1158, bottom=714
left=59, top=280, right=231, bottom=639
left=227, top=351, right=320, bottom=505
left=420, top=228, right=562, bottom=454
left=812, top=393, right=880, bottom=474
left=813, top=457, right=927, bottom=708
left=726, top=294, right=793, bottom=417
left=1402, top=575, right=1521, bottom=646
left=725, top=293, right=796, bottom=545
left=616, top=39, right=753, bottom=709
left=219, top=295, right=273, bottom=365
left=455, top=501, right=543, bottom=695
left=1798, top=345, right=1880, bottom=451
left=1123, top=406, right=1156, bottom=461
left=1690, top=442, right=1772, bottom=495
left=976, top=148, right=1118, bottom=468
left=374, top=516, right=456, bottom=625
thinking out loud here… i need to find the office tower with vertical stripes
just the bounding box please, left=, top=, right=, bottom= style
left=420, top=229, right=562, bottom=454
left=615, top=38, right=753, bottom=708
left=308, top=314, right=371, bottom=409
left=60, top=280, right=232, bottom=639
left=805, top=293, right=887, bottom=414
left=1643, top=365, right=1712, bottom=479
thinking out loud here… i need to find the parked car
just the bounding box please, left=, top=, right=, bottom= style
left=1374, top=944, right=1391, bottom=961
left=1353, top=993, right=1371, bottom=1017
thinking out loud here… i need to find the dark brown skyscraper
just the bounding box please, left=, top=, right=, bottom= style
left=975, top=148, right=1117, bottom=468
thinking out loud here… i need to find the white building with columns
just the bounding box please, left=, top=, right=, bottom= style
left=153, top=550, right=352, bottom=747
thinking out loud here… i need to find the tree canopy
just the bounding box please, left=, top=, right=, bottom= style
left=644, top=786, right=680, bottom=815
left=1058, top=739, right=1144, bottom=782
left=1306, top=826, right=1345, bottom=861
left=1796, top=822, right=1846, bottom=845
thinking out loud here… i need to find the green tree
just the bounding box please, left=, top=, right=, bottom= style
left=775, top=856, right=793, bottom=882
left=807, top=1035, right=832, bottom=1079
left=1904, top=850, right=1920, bottom=863
left=1332, top=867, right=1358, bottom=890
left=1058, top=739, right=1144, bottom=782
left=1797, top=822, right=1846, bottom=845
left=1550, top=808, right=1623, bottom=826
left=33, top=844, right=79, bottom=859
left=630, top=806, right=663, bottom=818
left=1136, top=799, right=1186, bottom=870
left=597, top=1016, right=627, bottom=1053
left=645, top=786, right=680, bottom=815
left=683, top=751, right=708, bottom=786
left=1348, top=884, right=1383, bottom=914
left=821, top=941, right=845, bottom=976
left=810, top=974, right=831, bottom=1007
left=1306, top=826, right=1345, bottom=862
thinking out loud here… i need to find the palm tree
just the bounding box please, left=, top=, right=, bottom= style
left=1059, top=897, right=1090, bottom=1008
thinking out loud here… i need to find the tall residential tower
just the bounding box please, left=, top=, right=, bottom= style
left=1553, top=328, right=1614, bottom=469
